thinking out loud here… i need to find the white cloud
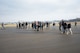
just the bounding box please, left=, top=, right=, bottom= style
left=0, top=0, right=80, bottom=22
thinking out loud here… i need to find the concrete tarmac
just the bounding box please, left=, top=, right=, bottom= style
left=0, top=25, right=80, bottom=53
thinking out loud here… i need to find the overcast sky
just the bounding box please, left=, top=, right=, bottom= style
left=0, top=0, right=80, bottom=22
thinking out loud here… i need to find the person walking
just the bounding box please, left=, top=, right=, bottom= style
left=59, top=22, right=61, bottom=31
left=61, top=20, right=65, bottom=34
left=75, top=22, right=77, bottom=26
left=63, top=22, right=67, bottom=34
left=67, top=23, right=73, bottom=35
left=36, top=21, right=39, bottom=31
left=1, top=23, right=5, bottom=29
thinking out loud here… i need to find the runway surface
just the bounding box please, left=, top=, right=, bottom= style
left=0, top=25, right=80, bottom=53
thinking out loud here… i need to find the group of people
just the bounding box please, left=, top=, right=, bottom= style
left=0, top=21, right=78, bottom=35
left=59, top=20, right=73, bottom=35
left=31, top=21, right=50, bottom=31
left=16, top=21, right=50, bottom=31
left=17, top=22, right=28, bottom=29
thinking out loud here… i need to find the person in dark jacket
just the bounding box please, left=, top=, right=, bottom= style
left=67, top=23, right=73, bottom=35
left=53, top=22, right=55, bottom=26
left=61, top=20, right=65, bottom=34
left=63, top=22, right=67, bottom=34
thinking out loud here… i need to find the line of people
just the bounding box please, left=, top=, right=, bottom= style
left=16, top=21, right=50, bottom=31
left=17, top=22, right=28, bottom=29
left=59, top=20, right=73, bottom=35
